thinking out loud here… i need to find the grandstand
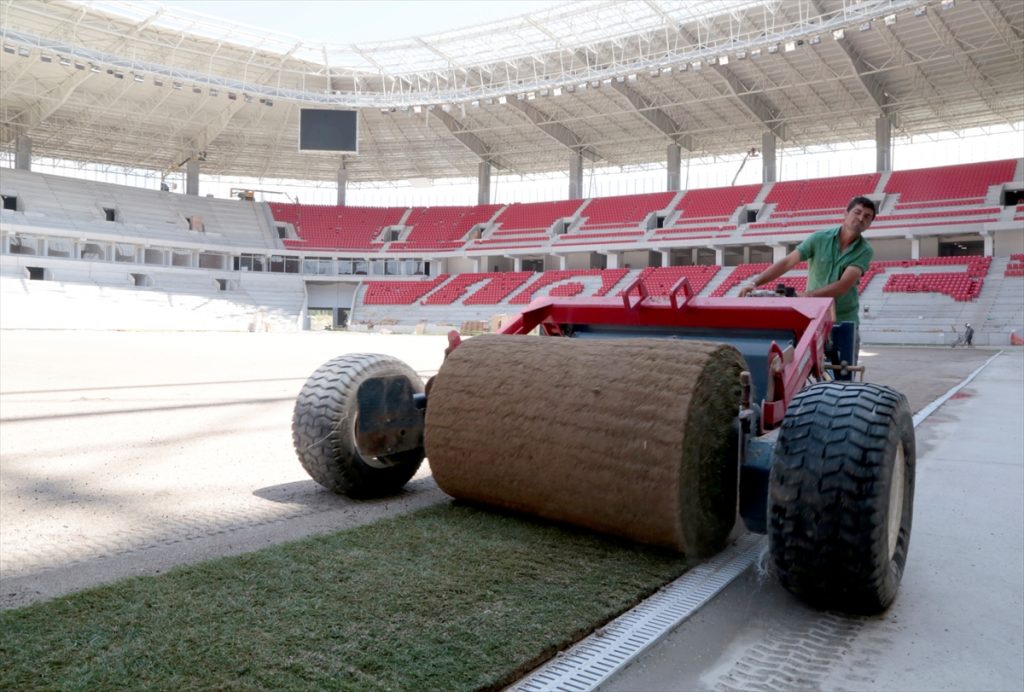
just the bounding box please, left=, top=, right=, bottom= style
left=1, top=0, right=1022, bottom=345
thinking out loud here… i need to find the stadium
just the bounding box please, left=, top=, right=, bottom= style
left=1, top=1, right=1023, bottom=690
left=1, top=0, right=1022, bottom=343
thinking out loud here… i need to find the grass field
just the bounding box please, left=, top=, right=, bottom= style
left=0, top=502, right=693, bottom=691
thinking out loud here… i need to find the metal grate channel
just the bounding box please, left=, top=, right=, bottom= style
left=509, top=533, right=765, bottom=692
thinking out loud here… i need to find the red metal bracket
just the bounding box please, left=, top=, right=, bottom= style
left=620, top=275, right=649, bottom=309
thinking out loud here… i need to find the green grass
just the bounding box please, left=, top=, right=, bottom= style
left=1, top=503, right=692, bottom=691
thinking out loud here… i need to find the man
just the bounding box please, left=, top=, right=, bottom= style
left=964, top=323, right=974, bottom=347
left=738, top=195, right=877, bottom=325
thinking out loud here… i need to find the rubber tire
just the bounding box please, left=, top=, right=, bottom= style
left=292, top=353, right=425, bottom=498
left=768, top=381, right=915, bottom=614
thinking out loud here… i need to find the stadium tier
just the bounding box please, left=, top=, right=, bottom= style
left=884, top=160, right=1018, bottom=208
left=272, top=203, right=404, bottom=251
left=762, top=173, right=882, bottom=217
left=3, top=159, right=1022, bottom=342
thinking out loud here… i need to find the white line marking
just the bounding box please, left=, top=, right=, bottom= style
left=912, top=351, right=1003, bottom=428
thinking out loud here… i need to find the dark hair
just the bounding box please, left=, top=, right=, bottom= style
left=847, top=196, right=877, bottom=214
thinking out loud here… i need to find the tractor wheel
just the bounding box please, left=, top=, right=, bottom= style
left=292, top=353, right=425, bottom=498
left=768, top=381, right=915, bottom=614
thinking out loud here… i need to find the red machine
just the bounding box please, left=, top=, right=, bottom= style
left=292, top=276, right=915, bottom=614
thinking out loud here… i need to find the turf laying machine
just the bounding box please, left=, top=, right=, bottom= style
left=292, top=277, right=915, bottom=614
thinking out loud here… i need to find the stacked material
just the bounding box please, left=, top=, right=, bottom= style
left=426, top=335, right=745, bottom=556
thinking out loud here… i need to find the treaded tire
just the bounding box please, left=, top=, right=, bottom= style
left=292, top=353, right=425, bottom=498
left=768, top=381, right=915, bottom=614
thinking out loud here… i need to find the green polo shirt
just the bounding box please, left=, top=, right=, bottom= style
left=797, top=226, right=873, bottom=323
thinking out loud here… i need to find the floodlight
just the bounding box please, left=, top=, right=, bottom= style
left=691, top=61, right=702, bottom=71
left=526, top=91, right=536, bottom=100
left=552, top=87, right=562, bottom=96
left=626, top=73, right=637, bottom=81
left=884, top=13, right=897, bottom=26
left=173, top=81, right=182, bottom=89
left=565, top=85, right=575, bottom=93
left=649, top=68, right=660, bottom=77
left=192, top=85, right=202, bottom=93
left=914, top=6, right=927, bottom=16
left=708, top=57, right=718, bottom=65
left=74, top=62, right=85, bottom=70
left=133, top=73, right=144, bottom=83
left=767, top=44, right=779, bottom=54
left=2, top=45, right=13, bottom=54
left=153, top=79, right=163, bottom=87
left=441, top=103, right=451, bottom=112
left=264, top=99, right=273, bottom=107
left=784, top=41, right=796, bottom=52
left=718, top=55, right=729, bottom=65
left=809, top=35, right=821, bottom=45
left=227, top=91, right=236, bottom=100
left=591, top=79, right=600, bottom=88
left=859, top=21, right=872, bottom=31
left=18, top=47, right=30, bottom=57
left=471, top=99, right=480, bottom=107
left=615, top=75, right=625, bottom=83
left=90, top=64, right=101, bottom=73
left=113, top=71, right=124, bottom=79
left=539, top=88, right=549, bottom=97
left=209, top=88, right=218, bottom=96
left=750, top=48, right=761, bottom=58
left=58, top=56, right=71, bottom=66
left=413, top=105, right=422, bottom=113
left=941, top=0, right=954, bottom=9
left=833, top=28, right=845, bottom=40
left=663, top=66, right=672, bottom=74
left=243, top=93, right=253, bottom=102
left=736, top=51, right=747, bottom=60
left=40, top=54, right=53, bottom=63
left=498, top=95, right=507, bottom=104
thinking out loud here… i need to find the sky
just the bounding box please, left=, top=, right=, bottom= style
left=159, top=0, right=570, bottom=44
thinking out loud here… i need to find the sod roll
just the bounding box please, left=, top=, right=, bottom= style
left=425, top=335, right=746, bottom=556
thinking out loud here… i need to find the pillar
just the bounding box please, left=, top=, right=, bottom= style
left=511, top=256, right=523, bottom=272
left=557, top=254, right=568, bottom=270
left=876, top=116, right=892, bottom=172
left=477, top=161, right=491, bottom=205
left=186, top=157, right=200, bottom=196
left=761, top=131, right=777, bottom=183
left=983, top=232, right=993, bottom=257
left=666, top=142, right=681, bottom=191
left=713, top=247, right=724, bottom=265
left=569, top=150, right=584, bottom=200
left=661, top=250, right=671, bottom=267
left=772, top=244, right=788, bottom=262
left=910, top=237, right=920, bottom=260
left=15, top=135, right=31, bottom=170
left=336, top=161, right=348, bottom=206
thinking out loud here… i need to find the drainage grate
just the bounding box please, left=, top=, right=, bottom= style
left=510, top=533, right=765, bottom=692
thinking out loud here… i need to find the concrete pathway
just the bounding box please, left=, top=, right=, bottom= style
left=602, top=349, right=1024, bottom=692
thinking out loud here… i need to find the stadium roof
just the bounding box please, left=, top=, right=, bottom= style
left=1, top=0, right=1022, bottom=184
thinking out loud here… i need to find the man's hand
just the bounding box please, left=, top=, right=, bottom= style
left=738, top=279, right=758, bottom=297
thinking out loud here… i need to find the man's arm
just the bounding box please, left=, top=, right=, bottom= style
left=738, top=249, right=802, bottom=296
left=801, top=265, right=863, bottom=298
